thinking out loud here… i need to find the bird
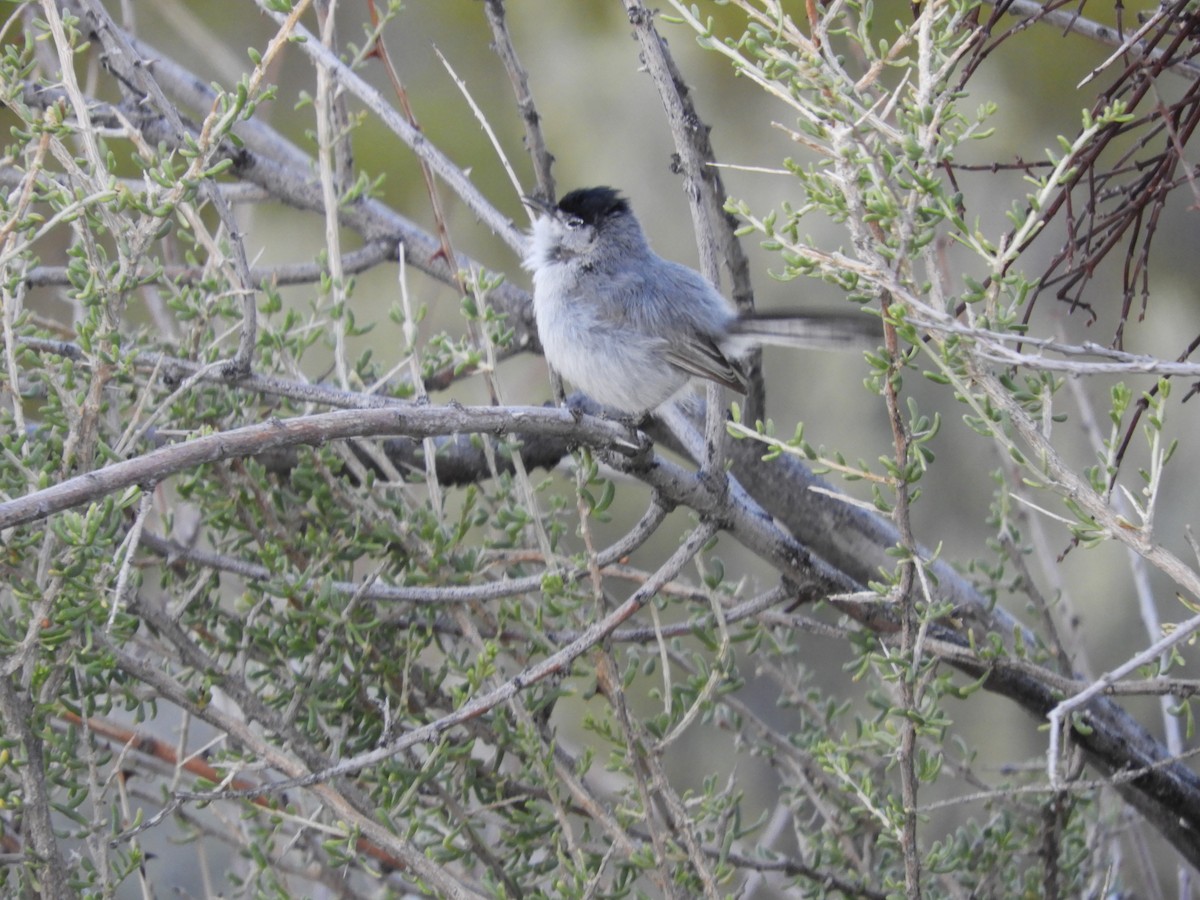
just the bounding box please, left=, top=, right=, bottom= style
left=522, top=186, right=874, bottom=419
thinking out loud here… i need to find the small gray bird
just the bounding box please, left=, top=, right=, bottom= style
left=523, top=186, right=874, bottom=418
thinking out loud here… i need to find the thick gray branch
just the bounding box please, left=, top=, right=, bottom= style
left=0, top=405, right=642, bottom=531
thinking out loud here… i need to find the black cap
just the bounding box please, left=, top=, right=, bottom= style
left=556, top=187, right=629, bottom=226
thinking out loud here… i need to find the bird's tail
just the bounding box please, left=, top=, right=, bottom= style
left=725, top=311, right=878, bottom=352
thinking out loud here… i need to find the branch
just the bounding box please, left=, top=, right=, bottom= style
left=483, top=0, right=556, bottom=198
left=21, top=241, right=394, bottom=289
left=0, top=405, right=643, bottom=531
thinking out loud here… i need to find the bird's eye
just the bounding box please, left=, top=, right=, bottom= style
left=565, top=216, right=585, bottom=229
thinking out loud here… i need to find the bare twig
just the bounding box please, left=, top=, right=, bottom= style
left=22, top=241, right=393, bottom=289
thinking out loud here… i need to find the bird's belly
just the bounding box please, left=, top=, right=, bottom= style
left=536, top=297, right=685, bottom=415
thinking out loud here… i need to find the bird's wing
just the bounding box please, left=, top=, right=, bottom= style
left=663, top=335, right=748, bottom=394
left=589, top=266, right=747, bottom=392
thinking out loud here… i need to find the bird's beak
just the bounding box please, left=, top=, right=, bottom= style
left=521, top=193, right=554, bottom=214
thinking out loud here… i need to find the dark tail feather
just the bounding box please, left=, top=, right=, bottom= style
left=727, top=311, right=878, bottom=351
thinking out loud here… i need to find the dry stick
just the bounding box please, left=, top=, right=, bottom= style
left=315, top=0, right=352, bottom=391
left=17, top=336, right=404, bottom=411
left=373, top=584, right=800, bottom=663
left=0, top=128, right=50, bottom=440
left=599, top=648, right=688, bottom=900
left=391, top=248, right=448, bottom=517
left=912, top=318, right=1200, bottom=377
left=313, top=0, right=356, bottom=192
left=1066, top=375, right=1182, bottom=755
left=56, top=712, right=303, bottom=829
left=108, top=488, right=153, bottom=630
left=140, top=496, right=669, bottom=607
left=1048, top=619, right=1200, bottom=776
left=885, top=3, right=949, bottom=893
left=621, top=0, right=756, bottom=313
left=13, top=338, right=583, bottom=493
left=880, top=299, right=923, bottom=897
left=366, top=0, right=471, bottom=294
left=576, top=474, right=677, bottom=894
left=994, top=0, right=1200, bottom=81
left=437, top=48, right=527, bottom=207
